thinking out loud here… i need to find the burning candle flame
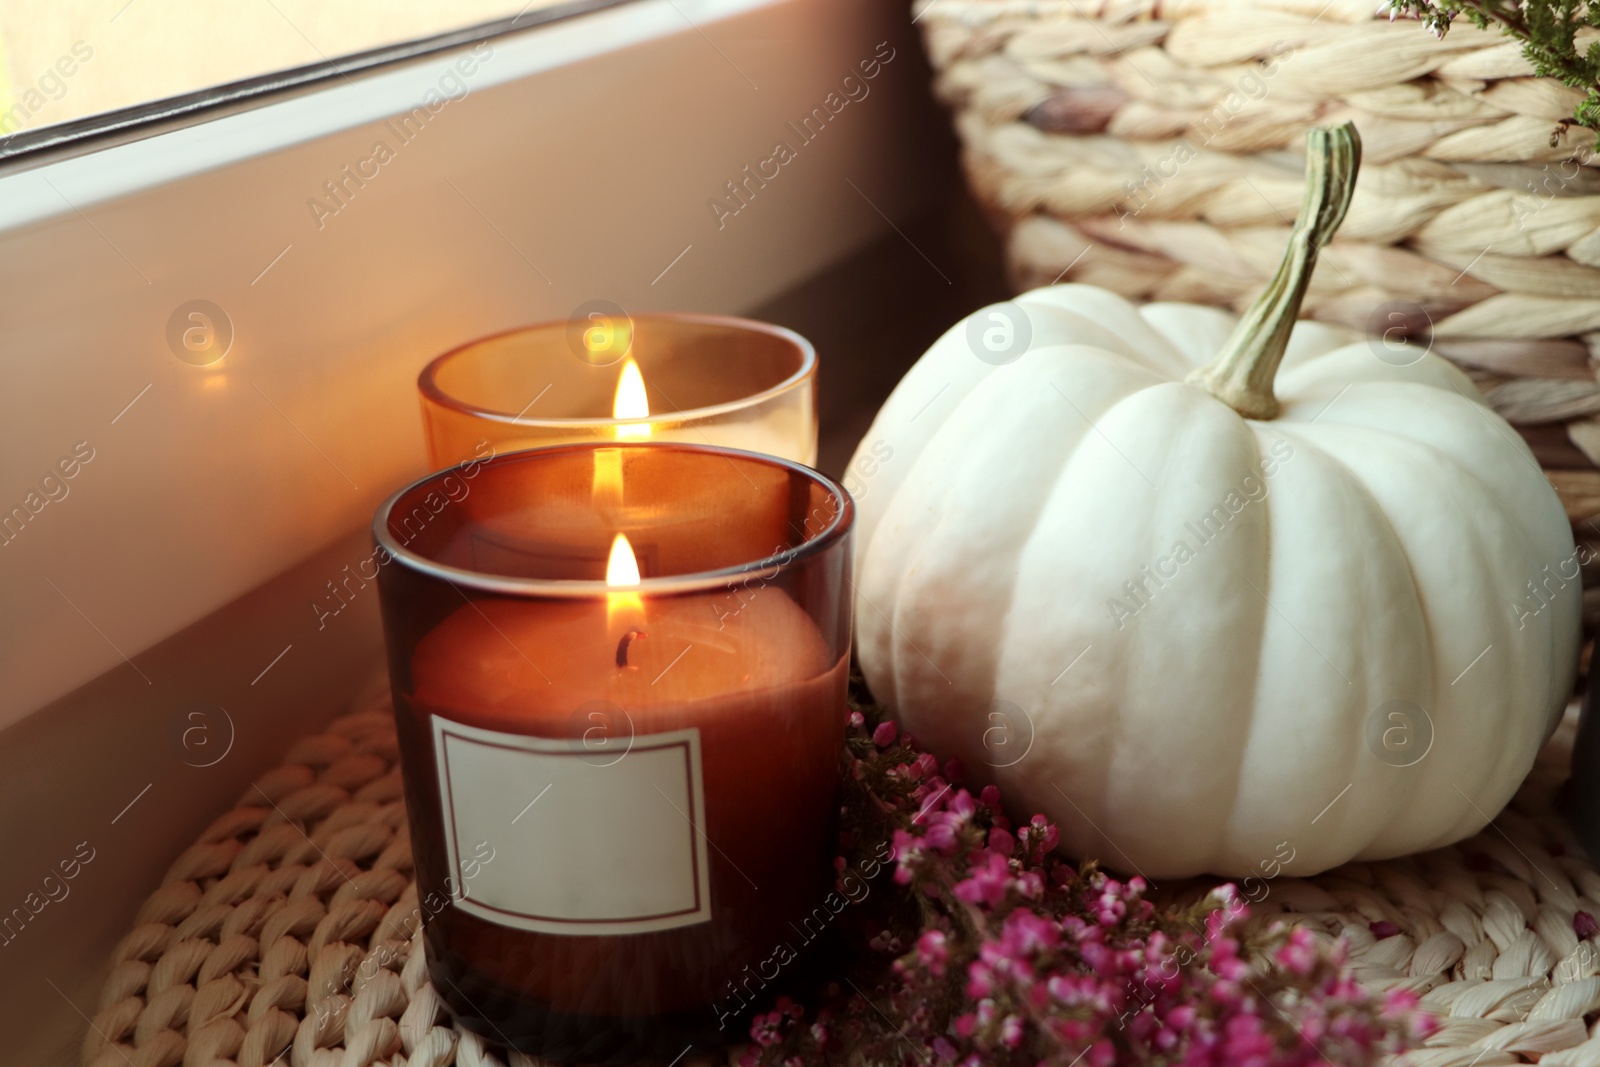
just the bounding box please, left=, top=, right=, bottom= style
left=606, top=532, right=642, bottom=587
left=606, top=531, right=643, bottom=623
left=613, top=358, right=651, bottom=440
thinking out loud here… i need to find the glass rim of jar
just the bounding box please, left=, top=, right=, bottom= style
left=373, top=442, right=854, bottom=599
left=417, top=313, right=817, bottom=427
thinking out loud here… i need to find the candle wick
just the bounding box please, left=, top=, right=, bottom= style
left=616, top=629, right=647, bottom=669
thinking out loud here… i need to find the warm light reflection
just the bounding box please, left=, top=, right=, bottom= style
left=614, top=358, right=651, bottom=440
left=585, top=315, right=632, bottom=364
left=593, top=446, right=622, bottom=501
left=606, top=531, right=643, bottom=621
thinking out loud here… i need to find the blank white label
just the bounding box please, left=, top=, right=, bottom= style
left=432, top=717, right=711, bottom=935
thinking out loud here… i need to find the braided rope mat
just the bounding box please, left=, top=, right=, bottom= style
left=915, top=0, right=1600, bottom=525
left=81, top=677, right=1600, bottom=1067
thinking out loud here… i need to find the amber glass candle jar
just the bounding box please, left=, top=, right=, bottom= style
left=418, top=313, right=817, bottom=468
left=372, top=443, right=852, bottom=1063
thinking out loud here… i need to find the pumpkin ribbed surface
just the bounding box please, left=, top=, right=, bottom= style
left=851, top=285, right=1578, bottom=877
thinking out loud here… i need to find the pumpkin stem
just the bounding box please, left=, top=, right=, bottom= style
left=1187, top=122, right=1362, bottom=420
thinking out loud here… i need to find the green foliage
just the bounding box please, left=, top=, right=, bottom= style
left=1391, top=0, right=1600, bottom=145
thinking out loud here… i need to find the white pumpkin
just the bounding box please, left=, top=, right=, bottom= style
left=846, top=124, right=1580, bottom=878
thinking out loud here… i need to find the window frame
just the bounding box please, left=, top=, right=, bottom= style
left=0, top=0, right=634, bottom=168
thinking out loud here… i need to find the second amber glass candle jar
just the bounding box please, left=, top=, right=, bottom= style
left=418, top=313, right=817, bottom=467
left=373, top=443, right=852, bottom=1063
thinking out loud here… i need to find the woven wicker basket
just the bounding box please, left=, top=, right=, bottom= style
left=75, top=679, right=1600, bottom=1067
left=916, top=0, right=1600, bottom=545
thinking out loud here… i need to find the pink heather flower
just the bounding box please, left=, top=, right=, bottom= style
left=1276, top=927, right=1319, bottom=976
left=924, top=820, right=959, bottom=854
left=909, top=780, right=942, bottom=810
left=1369, top=920, right=1400, bottom=940
left=1207, top=902, right=1248, bottom=942
left=966, top=961, right=995, bottom=1000
left=1223, top=1013, right=1275, bottom=1062
left=1380, top=988, right=1418, bottom=1017
left=917, top=930, right=949, bottom=975
left=1046, top=974, right=1080, bottom=1005
left=1577, top=911, right=1600, bottom=939
left=1096, top=887, right=1127, bottom=927
left=1211, top=941, right=1249, bottom=981
left=954, top=851, right=1012, bottom=908
left=1005, top=910, right=1059, bottom=955
left=1025, top=814, right=1062, bottom=855
left=751, top=1013, right=782, bottom=1047
left=746, top=703, right=1425, bottom=1067
left=1211, top=978, right=1243, bottom=1010
left=949, top=790, right=977, bottom=819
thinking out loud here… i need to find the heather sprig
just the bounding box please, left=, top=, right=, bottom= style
left=743, top=686, right=1431, bottom=1066
left=1383, top=0, right=1600, bottom=141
